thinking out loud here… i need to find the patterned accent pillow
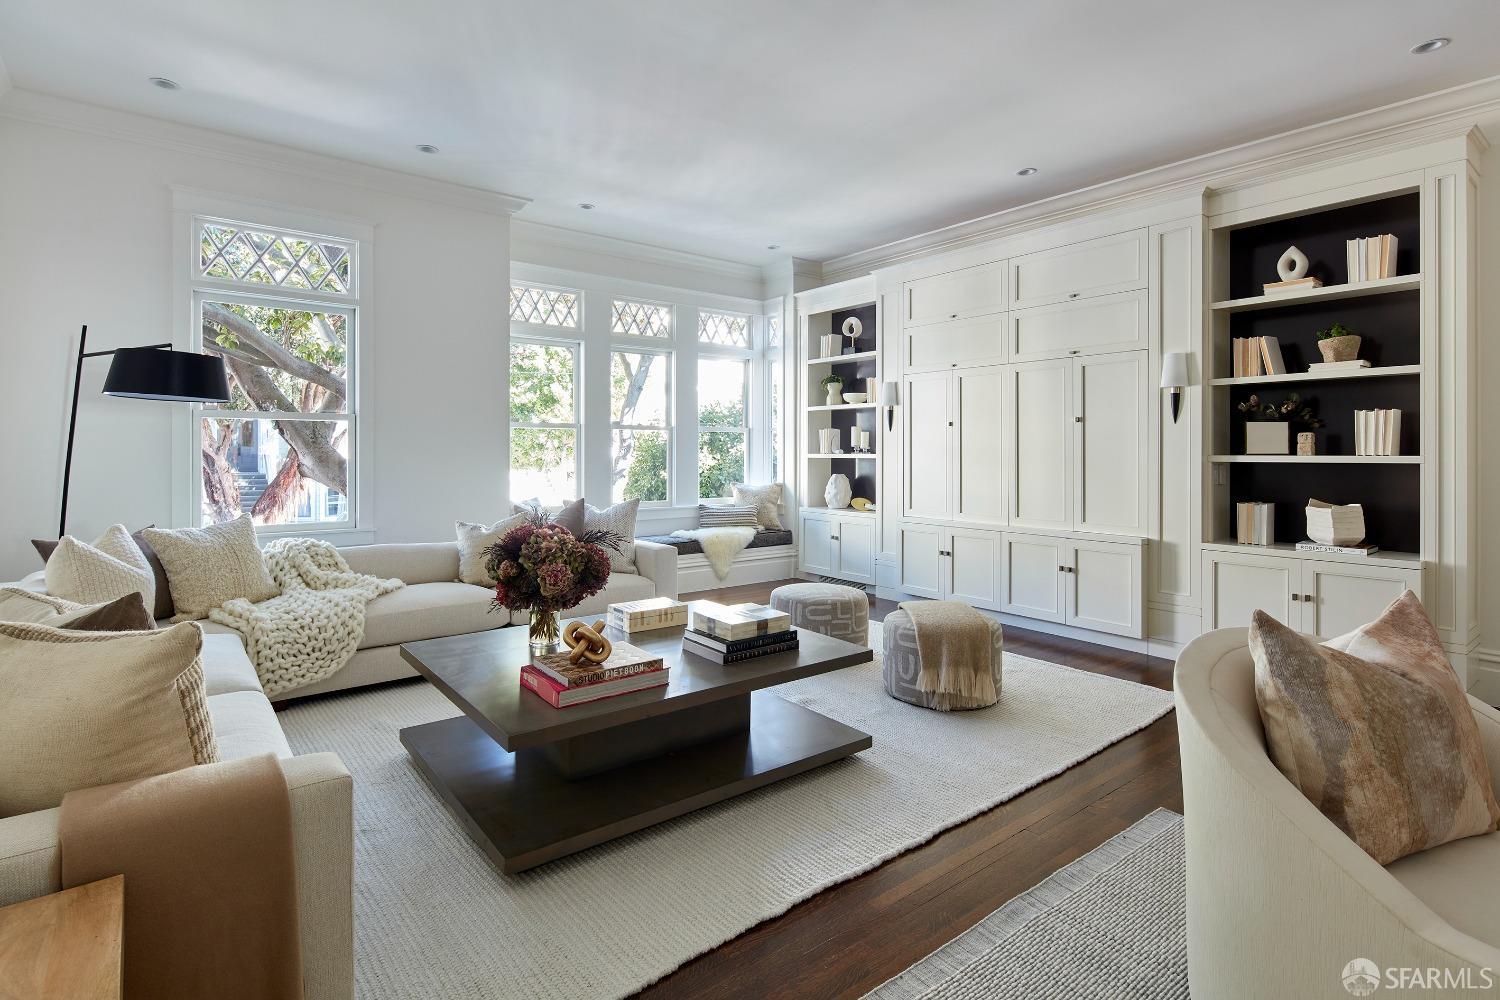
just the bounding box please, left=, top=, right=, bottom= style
left=35, top=526, right=175, bottom=619
left=586, top=499, right=640, bottom=574
left=731, top=483, right=784, bottom=531
left=455, top=515, right=529, bottom=585
left=0, top=621, right=216, bottom=817
left=1251, top=591, right=1500, bottom=864
left=43, top=524, right=155, bottom=611
left=699, top=504, right=760, bottom=528
left=143, top=516, right=279, bottom=621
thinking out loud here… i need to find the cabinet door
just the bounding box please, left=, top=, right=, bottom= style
left=1008, top=360, right=1073, bottom=531
left=948, top=528, right=1003, bottom=610
left=800, top=514, right=837, bottom=577
left=836, top=516, right=877, bottom=585
left=899, top=523, right=944, bottom=599
left=1202, top=551, right=1298, bottom=630
left=1067, top=540, right=1143, bottom=637
left=903, top=316, right=1007, bottom=372
left=1074, top=352, right=1147, bottom=536
left=906, top=261, right=1006, bottom=327
left=1009, top=229, right=1148, bottom=309
left=955, top=367, right=1007, bottom=526
left=1301, top=561, right=1423, bottom=640
left=1008, top=290, right=1148, bottom=362
left=903, top=372, right=953, bottom=521
left=1001, top=534, right=1066, bottom=623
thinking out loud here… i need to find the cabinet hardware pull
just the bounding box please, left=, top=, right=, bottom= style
left=950, top=313, right=958, bottom=318
left=1074, top=416, right=1083, bottom=423
left=1069, top=292, right=1079, bottom=299
left=1070, top=349, right=1080, bottom=354
left=1304, top=593, right=1314, bottom=602
left=1291, top=594, right=1301, bottom=602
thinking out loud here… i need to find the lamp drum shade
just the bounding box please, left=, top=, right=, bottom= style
left=1159, top=351, right=1189, bottom=390
left=102, top=348, right=230, bottom=402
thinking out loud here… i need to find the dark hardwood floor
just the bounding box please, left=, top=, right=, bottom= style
left=639, top=579, right=1181, bottom=999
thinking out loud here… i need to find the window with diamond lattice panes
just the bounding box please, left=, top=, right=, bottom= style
left=510, top=285, right=580, bottom=328
left=200, top=222, right=352, bottom=294
left=612, top=299, right=671, bottom=339
left=698, top=310, right=751, bottom=348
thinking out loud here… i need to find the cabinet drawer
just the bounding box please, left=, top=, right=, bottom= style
left=1009, top=229, right=1147, bottom=309
left=903, top=315, right=1006, bottom=372
left=1009, top=290, right=1147, bottom=362
left=905, top=262, right=1006, bottom=327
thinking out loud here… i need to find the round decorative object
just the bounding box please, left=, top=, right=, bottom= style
left=850, top=497, right=873, bottom=511
left=769, top=582, right=869, bottom=644
left=841, top=316, right=863, bottom=340
left=562, top=619, right=612, bottom=664
left=824, top=473, right=852, bottom=510
left=1277, top=245, right=1309, bottom=281
left=1297, top=432, right=1316, bottom=456
left=1317, top=335, right=1361, bottom=363
left=842, top=392, right=868, bottom=403
left=882, top=609, right=1004, bottom=711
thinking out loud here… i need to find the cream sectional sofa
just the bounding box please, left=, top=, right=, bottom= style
left=1176, top=627, right=1500, bottom=999
left=0, top=632, right=356, bottom=1000
left=14, top=537, right=678, bottom=701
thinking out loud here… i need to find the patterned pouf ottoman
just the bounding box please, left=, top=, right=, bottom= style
left=881, top=608, right=1003, bottom=711
left=768, top=582, right=869, bottom=645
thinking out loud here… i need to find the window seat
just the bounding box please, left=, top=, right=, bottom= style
left=636, top=529, right=794, bottom=556
left=637, top=530, right=797, bottom=591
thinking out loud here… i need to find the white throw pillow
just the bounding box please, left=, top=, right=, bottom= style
left=0, top=588, right=85, bottom=624
left=43, top=524, right=155, bottom=610
left=585, top=499, right=640, bottom=574
left=141, top=516, right=279, bottom=621
left=731, top=483, right=784, bottom=531
left=455, top=515, right=528, bottom=586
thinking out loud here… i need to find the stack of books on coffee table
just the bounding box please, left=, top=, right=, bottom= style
left=521, top=643, right=667, bottom=708
left=682, top=602, right=799, bottom=664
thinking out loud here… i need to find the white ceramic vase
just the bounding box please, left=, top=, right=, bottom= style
left=825, top=384, right=844, bottom=405
left=824, top=473, right=852, bottom=510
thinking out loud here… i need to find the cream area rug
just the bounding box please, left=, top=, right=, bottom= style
left=865, top=809, right=1186, bottom=999
left=278, top=645, right=1174, bottom=1000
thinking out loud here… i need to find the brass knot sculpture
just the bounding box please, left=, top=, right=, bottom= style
left=562, top=619, right=612, bottom=665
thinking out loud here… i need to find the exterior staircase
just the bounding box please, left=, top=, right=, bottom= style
left=237, top=471, right=269, bottom=513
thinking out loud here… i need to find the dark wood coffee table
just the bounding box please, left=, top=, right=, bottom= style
left=399, top=609, right=873, bottom=873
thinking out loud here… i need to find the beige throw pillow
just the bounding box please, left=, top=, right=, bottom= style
left=0, top=588, right=153, bottom=631
left=43, top=524, right=155, bottom=610
left=0, top=621, right=217, bottom=817
left=143, top=516, right=278, bottom=621
left=585, top=499, right=640, bottom=573
left=456, top=515, right=528, bottom=585
left=0, top=587, right=85, bottom=624
left=1251, top=591, right=1500, bottom=865
left=732, top=483, right=784, bottom=531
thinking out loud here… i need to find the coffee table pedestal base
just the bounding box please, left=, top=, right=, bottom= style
left=400, top=691, right=871, bottom=873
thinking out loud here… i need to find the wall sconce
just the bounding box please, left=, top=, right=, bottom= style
left=1160, top=352, right=1188, bottom=424
left=881, top=380, right=899, bottom=431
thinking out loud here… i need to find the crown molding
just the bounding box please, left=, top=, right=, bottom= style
left=511, top=218, right=766, bottom=286
left=0, top=88, right=531, bottom=217
left=822, top=75, right=1500, bottom=281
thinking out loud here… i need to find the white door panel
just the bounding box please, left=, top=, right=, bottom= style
left=1010, top=229, right=1147, bottom=309
left=1068, top=541, right=1143, bottom=637
left=1074, top=352, right=1147, bottom=536
left=1009, top=290, right=1147, bottom=362
left=906, top=262, right=1006, bottom=326
left=955, top=367, right=1007, bottom=526
left=1009, top=360, right=1072, bottom=530
left=800, top=514, right=837, bottom=577
left=948, top=528, right=1003, bottom=610
left=1302, top=562, right=1422, bottom=640
left=836, top=516, right=877, bottom=585
left=900, top=524, right=945, bottom=599
left=1203, top=552, right=1298, bottom=630
left=903, top=372, right=952, bottom=520
left=1002, top=534, right=1065, bottom=623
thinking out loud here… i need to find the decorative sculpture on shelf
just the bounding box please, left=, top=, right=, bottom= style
left=841, top=315, right=862, bottom=355
left=562, top=619, right=612, bottom=665
left=1277, top=245, right=1309, bottom=281
left=824, top=473, right=852, bottom=510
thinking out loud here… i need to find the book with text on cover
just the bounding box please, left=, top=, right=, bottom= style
left=520, top=664, right=668, bottom=708
left=689, top=602, right=793, bottom=641
left=607, top=597, right=688, bottom=633
left=532, top=641, right=665, bottom=688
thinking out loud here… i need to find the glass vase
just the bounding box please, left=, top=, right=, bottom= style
left=528, top=609, right=561, bottom=656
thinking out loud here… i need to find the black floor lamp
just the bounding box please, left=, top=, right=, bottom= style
left=59, top=324, right=231, bottom=536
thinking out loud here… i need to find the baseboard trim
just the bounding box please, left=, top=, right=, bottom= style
left=677, top=546, right=798, bottom=593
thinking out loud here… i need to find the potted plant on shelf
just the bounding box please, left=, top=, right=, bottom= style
left=484, top=515, right=620, bottom=655
left=1315, top=322, right=1362, bottom=363
left=820, top=373, right=845, bottom=406
left=1238, top=393, right=1322, bottom=455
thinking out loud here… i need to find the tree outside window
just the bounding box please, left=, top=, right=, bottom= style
left=697, top=357, right=747, bottom=499
left=611, top=349, right=671, bottom=502
left=509, top=339, right=580, bottom=505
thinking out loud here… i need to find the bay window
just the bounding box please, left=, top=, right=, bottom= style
left=509, top=339, right=581, bottom=505
left=696, top=355, right=749, bottom=499
left=611, top=348, right=672, bottom=503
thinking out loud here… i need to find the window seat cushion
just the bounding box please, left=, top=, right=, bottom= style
left=636, top=529, right=793, bottom=557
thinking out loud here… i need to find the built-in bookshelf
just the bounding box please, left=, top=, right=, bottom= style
left=798, top=277, right=880, bottom=515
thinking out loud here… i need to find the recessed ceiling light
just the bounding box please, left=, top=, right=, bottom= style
left=1016, top=167, right=1039, bottom=176
left=415, top=144, right=440, bottom=154
left=1411, top=37, right=1451, bottom=54
left=767, top=244, right=781, bottom=250
left=578, top=203, right=595, bottom=210
left=148, top=77, right=180, bottom=90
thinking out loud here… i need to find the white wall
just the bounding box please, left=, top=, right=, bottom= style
left=0, top=97, right=517, bottom=580
left=1471, top=107, right=1500, bottom=677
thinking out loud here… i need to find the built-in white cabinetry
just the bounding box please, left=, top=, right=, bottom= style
left=1202, top=548, right=1422, bottom=638
left=1008, top=359, right=1072, bottom=531
left=1001, top=532, right=1144, bottom=637
left=1009, top=229, right=1148, bottom=309
left=1008, top=289, right=1148, bottom=362
left=800, top=510, right=876, bottom=585
left=898, top=523, right=1003, bottom=609
left=905, top=261, right=1006, bottom=326
left=902, top=366, right=1007, bottom=526
left=902, top=316, right=1007, bottom=372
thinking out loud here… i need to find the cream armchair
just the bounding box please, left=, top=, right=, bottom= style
left=1175, top=628, right=1500, bottom=999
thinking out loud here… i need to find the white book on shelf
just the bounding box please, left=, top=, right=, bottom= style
left=1388, top=409, right=1401, bottom=457
left=1355, top=410, right=1367, bottom=457
left=1375, top=409, right=1387, bottom=457
left=1346, top=240, right=1357, bottom=283
left=1259, top=336, right=1286, bottom=375
left=1307, top=360, right=1372, bottom=372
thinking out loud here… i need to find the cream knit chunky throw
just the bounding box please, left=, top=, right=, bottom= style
left=210, top=538, right=403, bottom=697
left=901, top=600, right=998, bottom=704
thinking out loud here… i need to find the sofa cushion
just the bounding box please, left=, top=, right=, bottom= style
left=55, top=592, right=156, bottom=632
left=208, top=691, right=292, bottom=760
left=637, top=529, right=792, bottom=556
left=1387, top=831, right=1500, bottom=948
left=143, top=516, right=278, bottom=621
left=44, top=525, right=156, bottom=611
left=358, top=581, right=501, bottom=649
left=201, top=633, right=264, bottom=697
left=455, top=516, right=528, bottom=586
left=339, top=542, right=459, bottom=586
left=586, top=500, right=640, bottom=573
left=569, top=573, right=655, bottom=618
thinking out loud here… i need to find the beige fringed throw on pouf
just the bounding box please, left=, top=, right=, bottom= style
left=900, top=600, right=999, bottom=704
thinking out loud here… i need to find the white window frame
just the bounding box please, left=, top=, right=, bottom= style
left=695, top=343, right=752, bottom=502
left=510, top=281, right=583, bottom=330
left=509, top=334, right=583, bottom=504
left=609, top=344, right=674, bottom=506
left=171, top=189, right=374, bottom=541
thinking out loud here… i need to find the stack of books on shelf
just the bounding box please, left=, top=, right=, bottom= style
left=1231, top=336, right=1286, bottom=377
left=1236, top=502, right=1275, bottom=545
left=683, top=602, right=799, bottom=664
left=1307, top=359, right=1371, bottom=374
left=521, top=643, right=667, bottom=708
left=1354, top=409, right=1402, bottom=456
left=607, top=597, right=688, bottom=634
left=1347, top=234, right=1398, bottom=282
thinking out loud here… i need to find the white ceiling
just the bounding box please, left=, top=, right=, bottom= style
left=3, top=1, right=1499, bottom=266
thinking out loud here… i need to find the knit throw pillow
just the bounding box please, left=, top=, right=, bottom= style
left=0, top=621, right=216, bottom=817
left=1251, top=591, right=1500, bottom=864
left=35, top=526, right=175, bottom=619
left=585, top=499, right=640, bottom=574
left=142, top=516, right=278, bottom=621
left=699, top=504, right=761, bottom=528
left=44, top=524, right=156, bottom=611
left=455, top=514, right=528, bottom=585
left=731, top=483, right=784, bottom=531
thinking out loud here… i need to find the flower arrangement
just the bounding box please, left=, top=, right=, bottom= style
left=1237, top=392, right=1321, bottom=427
left=484, top=511, right=621, bottom=652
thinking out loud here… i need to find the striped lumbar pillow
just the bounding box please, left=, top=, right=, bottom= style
left=698, top=504, right=760, bottom=528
